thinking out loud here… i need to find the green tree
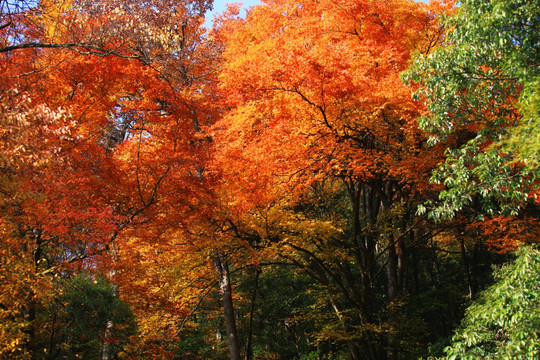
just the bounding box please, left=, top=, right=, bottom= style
left=438, top=245, right=539, bottom=359
left=47, top=275, right=136, bottom=360
left=405, top=0, right=539, bottom=220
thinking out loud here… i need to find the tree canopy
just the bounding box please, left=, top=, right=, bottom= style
left=405, top=0, right=539, bottom=220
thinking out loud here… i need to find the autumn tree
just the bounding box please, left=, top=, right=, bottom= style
left=0, top=90, right=94, bottom=358
left=211, top=0, right=455, bottom=358
left=0, top=0, right=219, bottom=357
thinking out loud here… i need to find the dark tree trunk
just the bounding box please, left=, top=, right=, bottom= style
left=214, top=253, right=241, bottom=360
left=244, top=268, right=260, bottom=360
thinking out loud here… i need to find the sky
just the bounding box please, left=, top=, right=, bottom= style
left=203, top=0, right=429, bottom=28
left=204, top=0, right=262, bottom=28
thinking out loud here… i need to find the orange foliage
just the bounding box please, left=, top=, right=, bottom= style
left=474, top=215, right=539, bottom=254
left=3, top=0, right=535, bottom=357
left=1, top=0, right=218, bottom=356
left=212, top=0, right=449, bottom=210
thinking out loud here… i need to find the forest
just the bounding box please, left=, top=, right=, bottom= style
left=0, top=0, right=538, bottom=359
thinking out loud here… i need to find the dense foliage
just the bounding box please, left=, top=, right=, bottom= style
left=405, top=0, right=539, bottom=220
left=441, top=246, right=539, bottom=360
left=0, top=0, right=537, bottom=359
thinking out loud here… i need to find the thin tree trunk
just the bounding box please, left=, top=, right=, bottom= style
left=388, top=237, right=399, bottom=301
left=102, top=235, right=119, bottom=360
left=101, top=319, right=115, bottom=360
left=244, top=268, right=260, bottom=360
left=328, top=296, right=361, bottom=360
left=386, top=236, right=399, bottom=360
left=24, top=229, right=42, bottom=359
left=214, top=253, right=241, bottom=360
left=459, top=238, right=474, bottom=300
left=101, top=270, right=118, bottom=360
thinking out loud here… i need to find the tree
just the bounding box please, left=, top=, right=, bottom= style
left=438, top=246, right=539, bottom=359
left=403, top=1, right=540, bottom=357
left=212, top=1, right=453, bottom=358
left=0, top=0, right=219, bottom=357
left=0, top=90, right=85, bottom=359
left=45, top=275, right=136, bottom=360
left=405, top=0, right=539, bottom=221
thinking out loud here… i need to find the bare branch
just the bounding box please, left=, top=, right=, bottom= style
left=0, top=41, right=149, bottom=63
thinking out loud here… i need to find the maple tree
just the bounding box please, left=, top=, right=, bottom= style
left=0, top=0, right=218, bottom=358
left=210, top=0, right=458, bottom=358
left=0, top=89, right=89, bottom=358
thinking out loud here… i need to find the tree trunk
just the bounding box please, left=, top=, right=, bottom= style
left=102, top=235, right=119, bottom=360
left=244, top=268, right=260, bottom=360
left=459, top=238, right=475, bottom=300
left=24, top=229, right=42, bottom=359
left=23, top=288, right=36, bottom=359
left=101, top=270, right=118, bottom=360
left=214, top=253, right=241, bottom=360
left=101, top=319, right=115, bottom=360
left=328, top=296, right=361, bottom=360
